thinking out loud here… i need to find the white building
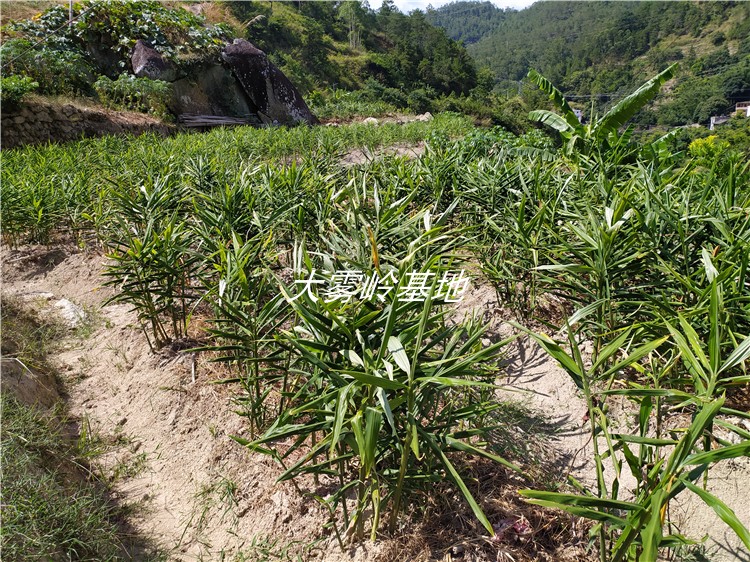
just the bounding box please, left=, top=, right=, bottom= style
left=710, top=115, right=730, bottom=130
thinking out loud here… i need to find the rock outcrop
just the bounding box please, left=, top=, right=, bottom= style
left=131, top=40, right=177, bottom=82
left=221, top=39, right=318, bottom=126
left=2, top=39, right=318, bottom=149
left=170, top=62, right=255, bottom=118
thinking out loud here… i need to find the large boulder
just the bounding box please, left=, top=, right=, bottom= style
left=131, top=39, right=177, bottom=82
left=221, top=39, right=318, bottom=126
left=170, top=62, right=254, bottom=118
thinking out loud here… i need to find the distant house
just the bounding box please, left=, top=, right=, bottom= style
left=709, top=101, right=750, bottom=129
left=710, top=115, right=730, bottom=130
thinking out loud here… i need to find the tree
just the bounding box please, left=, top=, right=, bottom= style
left=338, top=1, right=366, bottom=50
left=379, top=0, right=396, bottom=16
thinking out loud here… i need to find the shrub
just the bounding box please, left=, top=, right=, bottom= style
left=8, top=1, right=232, bottom=64
left=307, top=88, right=398, bottom=119
left=362, top=80, right=408, bottom=109
left=380, top=87, right=408, bottom=109
left=406, top=88, right=434, bottom=114
left=0, top=75, right=38, bottom=106
left=688, top=134, right=730, bottom=160
left=0, top=39, right=93, bottom=96
left=94, top=73, right=172, bottom=118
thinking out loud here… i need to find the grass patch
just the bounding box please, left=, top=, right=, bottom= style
left=0, top=297, right=157, bottom=561
left=1, top=294, right=67, bottom=371
left=0, top=394, right=128, bottom=560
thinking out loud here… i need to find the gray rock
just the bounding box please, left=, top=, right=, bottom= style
left=415, top=112, right=433, bottom=122
left=221, top=39, right=318, bottom=126
left=362, top=117, right=379, bottom=125
left=54, top=298, right=86, bottom=328
left=131, top=40, right=177, bottom=82
left=170, top=62, right=253, bottom=118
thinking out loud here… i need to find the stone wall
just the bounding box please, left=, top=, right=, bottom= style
left=1, top=98, right=175, bottom=150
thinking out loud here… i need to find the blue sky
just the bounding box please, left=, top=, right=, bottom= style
left=390, top=0, right=537, bottom=14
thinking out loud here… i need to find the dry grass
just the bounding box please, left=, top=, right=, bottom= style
left=0, top=0, right=66, bottom=26
left=163, top=0, right=246, bottom=36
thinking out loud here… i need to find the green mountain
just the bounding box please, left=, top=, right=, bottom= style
left=424, top=1, right=507, bottom=45
left=429, top=1, right=750, bottom=126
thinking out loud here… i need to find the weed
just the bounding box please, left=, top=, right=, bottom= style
left=234, top=535, right=325, bottom=562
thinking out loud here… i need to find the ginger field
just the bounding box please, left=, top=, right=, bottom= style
left=2, top=79, right=750, bottom=562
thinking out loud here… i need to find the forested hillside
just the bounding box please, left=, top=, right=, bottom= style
left=429, top=1, right=750, bottom=126
left=424, top=1, right=506, bottom=45
left=4, top=1, right=750, bottom=132
left=1, top=0, right=477, bottom=101
left=223, top=0, right=478, bottom=94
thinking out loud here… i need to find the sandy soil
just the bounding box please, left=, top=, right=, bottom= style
left=2, top=245, right=748, bottom=561
left=341, top=141, right=426, bottom=166
left=2, top=245, right=380, bottom=561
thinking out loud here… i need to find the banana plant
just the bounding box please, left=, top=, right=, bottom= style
left=528, top=63, right=677, bottom=158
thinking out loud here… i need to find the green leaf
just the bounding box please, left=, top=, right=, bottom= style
left=376, top=387, right=396, bottom=437
left=330, top=384, right=353, bottom=456
left=528, top=110, right=574, bottom=134
left=683, top=480, right=750, bottom=550
left=445, top=436, right=523, bottom=474
left=362, top=407, right=382, bottom=477
left=668, top=398, right=725, bottom=474
left=342, top=349, right=364, bottom=367
left=600, top=336, right=669, bottom=380
left=642, top=489, right=666, bottom=561
left=589, top=328, right=631, bottom=373
left=708, top=280, right=721, bottom=376
left=519, top=496, right=629, bottom=526
left=601, top=388, right=694, bottom=400
left=611, top=434, right=678, bottom=446
left=387, top=335, right=411, bottom=374
left=336, top=369, right=406, bottom=390
left=664, top=319, right=708, bottom=394
left=422, top=431, right=495, bottom=535
left=702, top=248, right=719, bottom=283
left=720, top=335, right=750, bottom=374
left=512, top=324, right=583, bottom=389
left=418, top=376, right=498, bottom=388
left=682, top=441, right=750, bottom=466
left=597, top=63, right=677, bottom=135
left=527, top=69, right=580, bottom=130
left=519, top=490, right=644, bottom=513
